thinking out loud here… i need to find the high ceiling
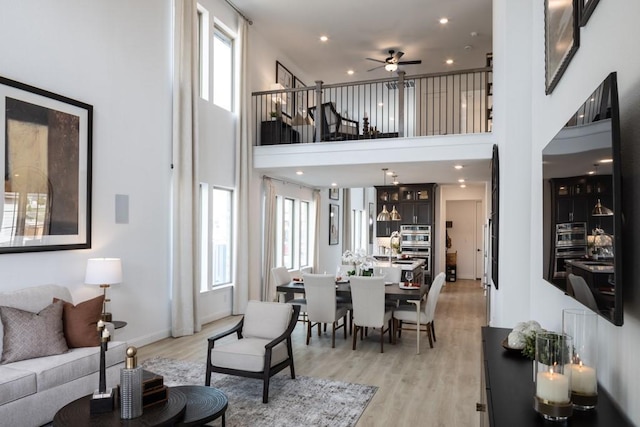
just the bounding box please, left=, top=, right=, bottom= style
left=233, top=0, right=494, bottom=188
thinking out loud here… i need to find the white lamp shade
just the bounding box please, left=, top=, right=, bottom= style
left=85, top=258, right=123, bottom=285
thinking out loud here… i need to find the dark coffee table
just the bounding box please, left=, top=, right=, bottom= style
left=174, top=385, right=228, bottom=426
left=53, top=386, right=228, bottom=427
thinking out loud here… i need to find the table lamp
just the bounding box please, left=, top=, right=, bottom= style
left=85, top=258, right=122, bottom=322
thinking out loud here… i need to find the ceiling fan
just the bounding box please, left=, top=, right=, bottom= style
left=366, top=49, right=422, bottom=72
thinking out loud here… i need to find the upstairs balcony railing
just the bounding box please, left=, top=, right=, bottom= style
left=252, top=67, right=492, bottom=146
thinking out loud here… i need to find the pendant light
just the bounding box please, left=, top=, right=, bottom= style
left=592, top=199, right=613, bottom=216
left=376, top=168, right=402, bottom=221
left=377, top=168, right=391, bottom=221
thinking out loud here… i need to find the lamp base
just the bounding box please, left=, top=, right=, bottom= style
left=100, top=312, right=113, bottom=322
left=90, top=388, right=114, bottom=414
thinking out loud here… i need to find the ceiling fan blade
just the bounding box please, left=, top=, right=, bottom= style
left=367, top=64, right=385, bottom=72
left=398, top=60, right=422, bottom=65
left=392, top=51, right=405, bottom=62
left=365, top=57, right=386, bottom=64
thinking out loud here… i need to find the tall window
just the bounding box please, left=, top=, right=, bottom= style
left=212, top=188, right=233, bottom=285
left=276, top=196, right=311, bottom=271
left=352, top=209, right=367, bottom=252
left=200, top=184, right=233, bottom=291
left=196, top=4, right=209, bottom=100
left=212, top=27, right=233, bottom=111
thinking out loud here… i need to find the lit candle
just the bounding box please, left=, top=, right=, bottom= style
left=97, top=319, right=105, bottom=330
left=102, top=328, right=110, bottom=339
left=536, top=368, right=570, bottom=403
left=571, top=362, right=597, bottom=395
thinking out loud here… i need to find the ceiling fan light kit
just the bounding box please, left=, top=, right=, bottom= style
left=366, top=49, right=422, bottom=72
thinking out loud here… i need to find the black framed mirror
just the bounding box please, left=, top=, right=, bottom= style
left=542, top=72, right=623, bottom=326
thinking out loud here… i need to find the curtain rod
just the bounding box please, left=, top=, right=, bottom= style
left=263, top=175, right=317, bottom=192
left=224, top=0, right=253, bottom=25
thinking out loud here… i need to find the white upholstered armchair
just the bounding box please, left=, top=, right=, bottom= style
left=205, top=300, right=300, bottom=403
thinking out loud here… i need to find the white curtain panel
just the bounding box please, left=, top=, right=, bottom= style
left=342, top=188, right=352, bottom=253
left=261, top=177, right=277, bottom=301
left=170, top=0, right=201, bottom=337
left=233, top=19, right=251, bottom=314
left=313, top=189, right=321, bottom=272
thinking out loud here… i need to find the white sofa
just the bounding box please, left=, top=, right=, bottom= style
left=0, top=285, right=126, bottom=426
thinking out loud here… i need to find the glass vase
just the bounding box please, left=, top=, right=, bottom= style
left=563, top=309, right=598, bottom=410
left=533, top=332, right=573, bottom=421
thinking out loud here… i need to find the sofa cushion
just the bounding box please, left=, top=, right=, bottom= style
left=0, top=301, right=68, bottom=364
left=0, top=285, right=72, bottom=357
left=210, top=338, right=288, bottom=372
left=54, top=295, right=104, bottom=348
left=242, top=301, right=292, bottom=340
left=0, top=365, right=36, bottom=405
left=6, top=340, right=126, bottom=392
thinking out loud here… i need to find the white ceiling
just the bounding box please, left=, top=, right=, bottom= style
left=234, top=0, right=494, bottom=188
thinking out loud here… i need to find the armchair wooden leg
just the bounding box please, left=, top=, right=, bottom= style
left=352, top=325, right=359, bottom=350
left=380, top=327, right=384, bottom=353
left=306, top=320, right=312, bottom=345
left=343, top=315, right=347, bottom=340
left=263, top=375, right=270, bottom=404
left=331, top=322, right=336, bottom=348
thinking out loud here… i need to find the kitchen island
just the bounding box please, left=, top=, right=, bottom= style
left=372, top=257, right=425, bottom=284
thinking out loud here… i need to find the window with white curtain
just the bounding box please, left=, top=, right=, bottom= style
left=212, top=26, right=233, bottom=111
left=351, top=209, right=367, bottom=252
left=275, top=196, right=311, bottom=271
left=200, top=184, right=234, bottom=291
left=196, top=4, right=209, bottom=100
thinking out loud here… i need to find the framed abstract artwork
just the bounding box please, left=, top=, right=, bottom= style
left=275, top=61, right=293, bottom=118
left=544, top=0, right=580, bottom=94
left=329, top=204, right=339, bottom=245
left=0, top=76, right=92, bottom=253
left=578, top=0, right=600, bottom=26
left=329, top=187, right=339, bottom=200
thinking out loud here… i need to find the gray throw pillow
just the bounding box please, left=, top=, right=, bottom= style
left=0, top=300, right=68, bottom=364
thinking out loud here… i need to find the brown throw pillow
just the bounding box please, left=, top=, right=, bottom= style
left=0, top=300, right=68, bottom=364
left=54, top=295, right=104, bottom=348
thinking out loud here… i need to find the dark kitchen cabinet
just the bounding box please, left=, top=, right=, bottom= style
left=556, top=197, right=588, bottom=223
left=399, top=202, right=431, bottom=225
left=376, top=220, right=400, bottom=237
left=550, top=176, right=613, bottom=234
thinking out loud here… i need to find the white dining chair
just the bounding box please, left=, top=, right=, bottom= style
left=302, top=273, right=349, bottom=348
left=272, top=266, right=307, bottom=324
left=393, top=272, right=446, bottom=354
left=349, top=276, right=394, bottom=353
left=567, top=273, right=599, bottom=312
left=378, top=266, right=402, bottom=283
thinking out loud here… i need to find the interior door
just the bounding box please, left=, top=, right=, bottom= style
left=446, top=200, right=477, bottom=280
left=475, top=201, right=484, bottom=280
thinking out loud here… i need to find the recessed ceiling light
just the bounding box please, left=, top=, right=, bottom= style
left=347, top=70, right=354, bottom=75
left=439, top=17, right=449, bottom=24
left=378, top=102, right=384, bottom=107
left=460, top=184, right=467, bottom=188
left=386, top=171, right=394, bottom=176
left=446, top=59, right=454, bottom=65
left=296, top=170, right=304, bottom=175
left=320, top=35, right=328, bottom=42
left=458, top=178, right=465, bottom=183
left=600, top=158, right=613, bottom=163
left=331, top=182, right=338, bottom=187
left=454, top=165, right=463, bottom=170
left=588, top=170, right=595, bottom=175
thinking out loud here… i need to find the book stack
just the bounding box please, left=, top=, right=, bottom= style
left=141, top=370, right=169, bottom=408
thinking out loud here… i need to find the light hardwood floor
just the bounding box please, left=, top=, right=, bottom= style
left=137, top=279, right=487, bottom=426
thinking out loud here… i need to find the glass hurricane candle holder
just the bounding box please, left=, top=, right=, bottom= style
left=533, top=332, right=573, bottom=421
left=563, top=309, right=598, bottom=410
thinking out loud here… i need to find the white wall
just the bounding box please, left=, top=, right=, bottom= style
left=496, top=0, right=640, bottom=423
left=0, top=0, right=173, bottom=347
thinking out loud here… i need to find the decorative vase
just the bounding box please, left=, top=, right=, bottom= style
left=563, top=309, right=598, bottom=410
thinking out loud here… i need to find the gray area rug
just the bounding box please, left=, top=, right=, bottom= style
left=140, top=357, right=377, bottom=427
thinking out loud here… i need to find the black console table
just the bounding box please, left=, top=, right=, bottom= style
left=480, top=327, right=632, bottom=426
left=260, top=120, right=299, bottom=145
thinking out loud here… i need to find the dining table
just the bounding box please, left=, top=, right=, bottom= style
left=276, top=279, right=429, bottom=348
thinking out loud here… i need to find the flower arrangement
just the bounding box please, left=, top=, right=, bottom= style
left=342, top=249, right=374, bottom=276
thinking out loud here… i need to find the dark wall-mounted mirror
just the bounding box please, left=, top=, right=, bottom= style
left=542, top=72, right=623, bottom=325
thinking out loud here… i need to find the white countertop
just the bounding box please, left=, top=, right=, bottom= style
left=373, top=259, right=425, bottom=270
